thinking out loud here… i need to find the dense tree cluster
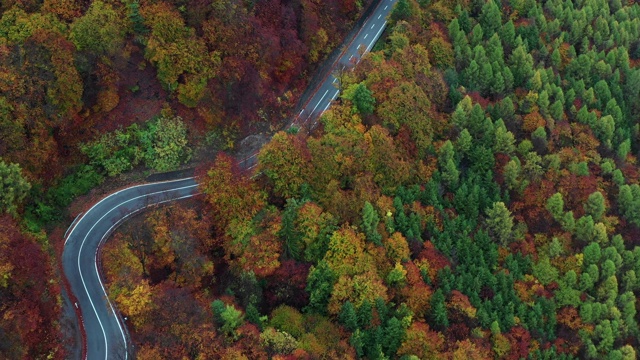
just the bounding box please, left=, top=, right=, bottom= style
left=0, top=0, right=370, bottom=181
left=5, top=0, right=640, bottom=358
left=0, top=215, right=62, bottom=359
left=102, top=0, right=640, bottom=357
left=0, top=0, right=371, bottom=357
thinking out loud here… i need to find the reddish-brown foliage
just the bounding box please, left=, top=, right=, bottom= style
left=522, top=111, right=546, bottom=133
left=400, top=261, right=434, bottom=318
left=0, top=215, right=64, bottom=359
left=494, top=153, right=512, bottom=186
left=397, top=321, right=444, bottom=359
left=511, top=179, right=557, bottom=233
left=505, top=326, right=532, bottom=360
left=265, top=260, right=311, bottom=309
left=557, top=173, right=599, bottom=218
left=417, top=241, right=451, bottom=281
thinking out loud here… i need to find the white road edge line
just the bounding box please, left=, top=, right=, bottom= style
left=79, top=183, right=198, bottom=360
left=92, top=190, right=199, bottom=360
left=77, top=233, right=108, bottom=360
left=64, top=212, right=84, bottom=240
left=321, top=90, right=341, bottom=114
left=68, top=0, right=397, bottom=356
left=367, top=21, right=387, bottom=52
left=65, top=178, right=195, bottom=243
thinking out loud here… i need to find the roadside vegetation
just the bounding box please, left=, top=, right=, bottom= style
left=3, top=0, right=640, bottom=358
left=0, top=0, right=370, bottom=357
left=100, top=0, right=640, bottom=358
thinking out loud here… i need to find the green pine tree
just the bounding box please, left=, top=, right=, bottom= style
left=0, top=160, right=31, bottom=216
left=362, top=201, right=383, bottom=245
left=429, top=289, right=449, bottom=329
left=485, top=202, right=515, bottom=246
left=339, top=301, right=359, bottom=332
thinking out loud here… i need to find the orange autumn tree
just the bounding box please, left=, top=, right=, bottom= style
left=397, top=321, right=445, bottom=359
left=320, top=225, right=388, bottom=314
left=145, top=206, right=214, bottom=288
left=225, top=208, right=283, bottom=278
left=200, top=153, right=266, bottom=229
left=258, top=131, right=313, bottom=199
left=102, top=233, right=154, bottom=328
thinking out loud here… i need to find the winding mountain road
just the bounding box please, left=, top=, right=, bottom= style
left=62, top=0, right=395, bottom=358
left=63, top=179, right=198, bottom=359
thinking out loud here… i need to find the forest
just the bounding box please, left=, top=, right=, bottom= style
left=0, top=0, right=369, bottom=357
left=3, top=0, right=640, bottom=358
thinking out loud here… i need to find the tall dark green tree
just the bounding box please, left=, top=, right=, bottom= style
left=350, top=83, right=376, bottom=115
left=280, top=198, right=304, bottom=259
left=429, top=289, right=449, bottom=329
left=126, top=0, right=148, bottom=35
left=339, top=301, right=359, bottom=332
left=584, top=191, right=606, bottom=221
left=305, top=261, right=337, bottom=314
left=479, top=0, right=502, bottom=37
left=509, top=45, right=535, bottom=88
left=383, top=317, right=405, bottom=356
left=358, top=299, right=373, bottom=329
left=362, top=201, right=383, bottom=245
left=391, top=0, right=412, bottom=22
left=485, top=202, right=515, bottom=246
left=546, top=192, right=565, bottom=222
left=0, top=160, right=31, bottom=216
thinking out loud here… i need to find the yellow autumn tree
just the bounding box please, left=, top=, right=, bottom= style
left=136, top=345, right=165, bottom=360
left=322, top=226, right=368, bottom=277
left=397, top=321, right=444, bottom=359
left=225, top=209, right=282, bottom=277
left=385, top=232, right=411, bottom=263
left=258, top=131, right=312, bottom=198
left=115, top=281, right=154, bottom=328
left=328, top=272, right=389, bottom=315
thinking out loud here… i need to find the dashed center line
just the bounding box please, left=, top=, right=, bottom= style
left=371, top=24, right=375, bottom=29
left=384, top=5, right=388, bottom=9
left=364, top=34, right=368, bottom=39
left=378, top=14, right=382, bottom=19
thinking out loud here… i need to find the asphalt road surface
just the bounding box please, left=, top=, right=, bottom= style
left=240, top=0, right=395, bottom=169
left=62, top=178, right=198, bottom=360
left=62, top=1, right=396, bottom=358
left=293, top=0, right=396, bottom=128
